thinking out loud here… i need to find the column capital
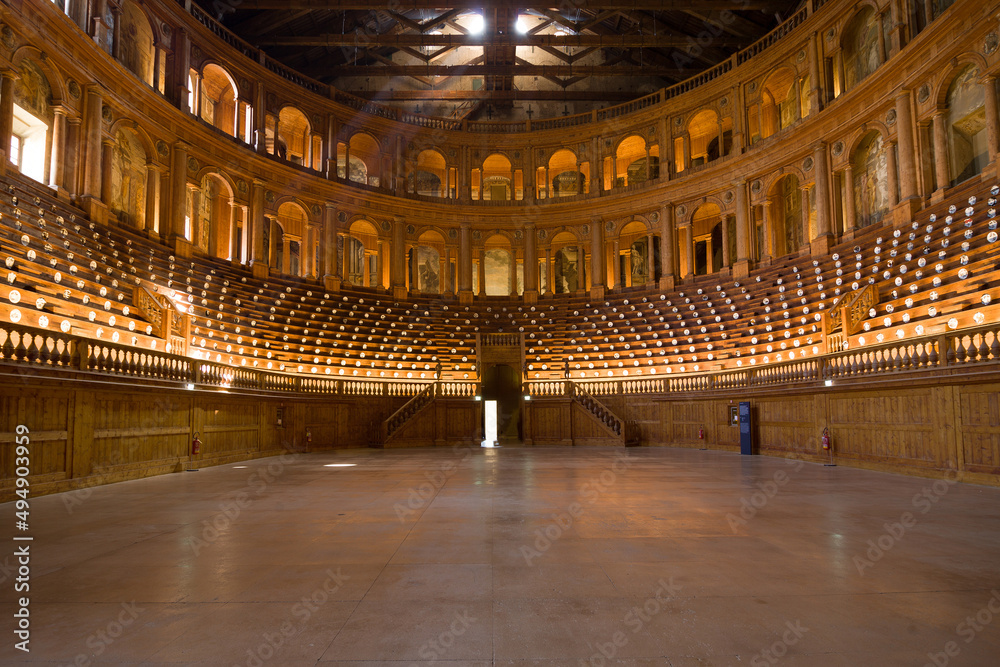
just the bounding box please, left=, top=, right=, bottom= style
left=392, top=215, right=405, bottom=224
left=325, top=202, right=337, bottom=211
left=252, top=177, right=267, bottom=187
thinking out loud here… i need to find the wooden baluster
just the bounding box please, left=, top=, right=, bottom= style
left=978, top=335, right=990, bottom=362
left=954, top=337, right=968, bottom=364
left=991, top=332, right=1000, bottom=361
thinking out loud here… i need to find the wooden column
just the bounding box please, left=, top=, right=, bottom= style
left=660, top=204, right=676, bottom=288
left=323, top=203, right=340, bottom=290
left=932, top=109, right=950, bottom=193
left=524, top=222, right=538, bottom=299
left=808, top=31, right=823, bottom=115
left=895, top=90, right=919, bottom=202
left=721, top=216, right=731, bottom=268
left=458, top=222, right=472, bottom=299
left=64, top=118, right=81, bottom=198
left=173, top=28, right=191, bottom=112
left=100, top=139, right=114, bottom=206
left=983, top=75, right=999, bottom=166
left=590, top=218, right=605, bottom=297
left=82, top=85, right=104, bottom=199
left=390, top=216, right=406, bottom=297
left=734, top=181, right=750, bottom=273
left=142, top=163, right=159, bottom=233
left=812, top=142, right=832, bottom=253
left=682, top=224, right=694, bottom=278
left=169, top=142, right=188, bottom=242
left=646, top=233, right=655, bottom=284
left=249, top=178, right=267, bottom=277
left=886, top=141, right=899, bottom=206
left=49, top=106, right=68, bottom=191
left=844, top=165, right=857, bottom=232
left=477, top=249, right=486, bottom=295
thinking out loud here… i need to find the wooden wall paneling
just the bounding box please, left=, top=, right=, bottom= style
left=755, top=395, right=819, bottom=457
left=957, top=384, right=1000, bottom=475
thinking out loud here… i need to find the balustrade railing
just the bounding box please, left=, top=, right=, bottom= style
left=572, top=383, right=624, bottom=439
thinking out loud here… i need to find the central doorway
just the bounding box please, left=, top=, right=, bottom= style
left=481, top=363, right=521, bottom=445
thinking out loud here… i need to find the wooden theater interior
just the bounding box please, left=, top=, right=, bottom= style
left=0, top=0, right=999, bottom=663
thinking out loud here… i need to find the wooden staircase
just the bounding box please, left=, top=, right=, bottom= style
left=571, top=383, right=639, bottom=446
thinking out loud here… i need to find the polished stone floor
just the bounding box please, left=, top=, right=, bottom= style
left=1, top=446, right=999, bottom=666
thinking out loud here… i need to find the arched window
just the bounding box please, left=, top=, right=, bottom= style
left=842, top=8, right=882, bottom=94
left=852, top=131, right=890, bottom=227
left=110, top=127, right=147, bottom=229
left=683, top=109, right=731, bottom=171
left=343, top=219, right=379, bottom=287
left=118, top=1, right=155, bottom=86
left=617, top=220, right=657, bottom=287
left=609, top=136, right=654, bottom=188
left=550, top=231, right=581, bottom=294
left=199, top=65, right=238, bottom=137
left=9, top=58, right=52, bottom=183
left=947, top=65, right=989, bottom=185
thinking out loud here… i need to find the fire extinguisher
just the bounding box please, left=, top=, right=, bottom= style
left=821, top=428, right=830, bottom=450
left=192, top=432, right=201, bottom=456
left=305, top=428, right=312, bottom=448
left=698, top=428, right=704, bottom=440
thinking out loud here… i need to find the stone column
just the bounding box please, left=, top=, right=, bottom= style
left=895, top=91, right=919, bottom=202
left=253, top=82, right=266, bottom=154
left=477, top=250, right=486, bottom=295
left=110, top=3, right=122, bottom=60
left=612, top=239, right=620, bottom=288
left=659, top=204, right=676, bottom=288
left=64, top=117, right=81, bottom=198
left=323, top=203, right=340, bottom=290
left=281, top=236, right=292, bottom=274
left=545, top=247, right=554, bottom=294
left=173, top=28, right=191, bottom=112
left=82, top=85, right=104, bottom=199
left=812, top=142, right=832, bottom=253
left=844, top=165, right=857, bottom=233
left=932, top=109, right=950, bottom=192
left=48, top=106, right=68, bottom=191
left=169, top=142, right=189, bottom=243
left=390, top=216, right=406, bottom=298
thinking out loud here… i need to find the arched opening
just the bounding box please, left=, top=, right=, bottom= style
left=617, top=220, right=657, bottom=287
left=481, top=363, right=521, bottom=444
left=484, top=235, right=514, bottom=295
left=412, top=230, right=445, bottom=293
left=118, top=1, right=155, bottom=86
left=841, top=7, right=882, bottom=95
left=686, top=109, right=731, bottom=168
left=197, top=174, right=234, bottom=259
left=550, top=231, right=581, bottom=294
left=769, top=174, right=804, bottom=256
left=9, top=57, right=52, bottom=183
left=851, top=131, right=890, bottom=228
left=543, top=148, right=586, bottom=198
left=691, top=203, right=723, bottom=275
left=413, top=149, right=448, bottom=197
left=277, top=106, right=317, bottom=168
left=611, top=136, right=652, bottom=188
left=199, top=64, right=238, bottom=137
left=277, top=202, right=308, bottom=276
left=475, top=154, right=516, bottom=201
left=947, top=64, right=989, bottom=185
left=341, top=133, right=380, bottom=186
left=344, top=219, right=380, bottom=287
left=751, top=67, right=799, bottom=143
left=110, top=127, right=147, bottom=229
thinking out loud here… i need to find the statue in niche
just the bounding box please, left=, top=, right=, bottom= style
left=111, top=130, right=146, bottom=228
left=13, top=58, right=51, bottom=120
left=853, top=133, right=889, bottom=227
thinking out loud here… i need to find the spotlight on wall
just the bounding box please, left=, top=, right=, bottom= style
left=824, top=380, right=833, bottom=387
left=474, top=395, right=482, bottom=401
left=186, top=383, right=195, bottom=390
